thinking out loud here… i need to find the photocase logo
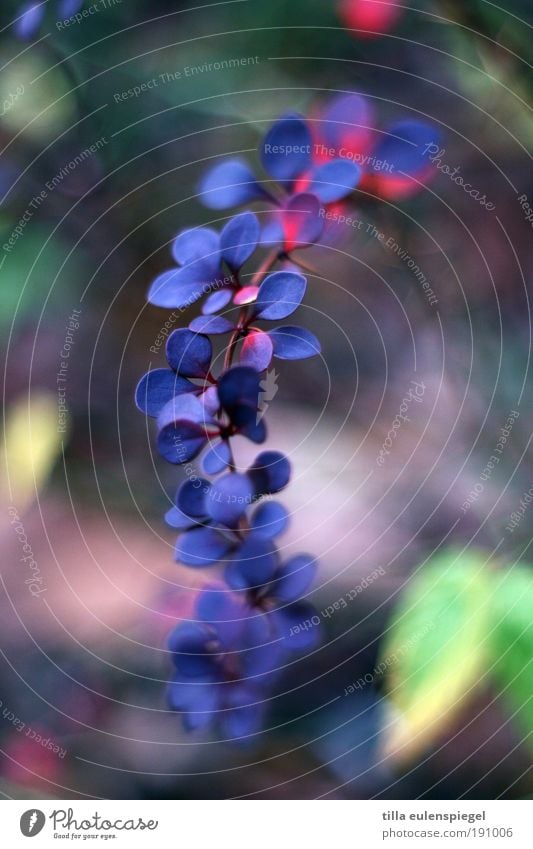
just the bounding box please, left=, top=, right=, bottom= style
left=257, top=368, right=279, bottom=424
left=20, top=809, right=46, bottom=837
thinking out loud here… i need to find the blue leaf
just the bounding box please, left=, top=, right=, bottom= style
left=243, top=610, right=271, bottom=647
left=281, top=193, right=324, bottom=250
left=175, top=527, right=232, bottom=566
left=189, top=315, right=235, bottom=335
left=14, top=2, right=45, bottom=40
left=58, top=0, right=85, bottom=15
left=240, top=330, right=273, bottom=371
left=168, top=622, right=214, bottom=677
left=157, top=421, right=207, bottom=464
left=205, top=473, right=255, bottom=527
left=218, top=366, right=261, bottom=418
left=272, top=554, right=318, bottom=603
left=200, top=386, right=220, bottom=418
left=321, top=93, right=373, bottom=151
left=157, top=393, right=215, bottom=428
left=135, top=369, right=195, bottom=417
left=196, top=583, right=245, bottom=648
left=242, top=637, right=282, bottom=683
left=240, top=417, right=267, bottom=444
left=147, top=267, right=207, bottom=309
left=269, top=325, right=321, bottom=360
left=250, top=501, right=290, bottom=538
left=373, top=120, right=440, bottom=176
left=176, top=478, right=210, bottom=519
left=199, top=159, right=264, bottom=209
left=248, top=451, right=291, bottom=495
left=166, top=329, right=212, bottom=378
left=220, top=212, right=260, bottom=270
left=168, top=677, right=219, bottom=730
left=171, top=227, right=220, bottom=268
left=222, top=687, right=265, bottom=741
left=261, top=115, right=312, bottom=180
left=201, top=440, right=232, bottom=475
left=202, top=288, right=233, bottom=315
left=273, top=602, right=321, bottom=650
left=310, top=159, right=362, bottom=202
left=164, top=506, right=195, bottom=529
left=156, top=395, right=213, bottom=463
left=261, top=216, right=284, bottom=248
left=254, top=271, right=307, bottom=321
left=225, top=535, right=278, bottom=590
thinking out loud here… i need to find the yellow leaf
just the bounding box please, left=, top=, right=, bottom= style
left=1, top=392, right=67, bottom=513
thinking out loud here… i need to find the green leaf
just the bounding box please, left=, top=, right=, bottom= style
left=381, top=549, right=494, bottom=761
left=490, top=565, right=533, bottom=751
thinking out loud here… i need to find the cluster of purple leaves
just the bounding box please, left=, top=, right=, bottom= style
left=138, top=95, right=438, bottom=741
left=197, top=94, right=441, bottom=245
left=14, top=0, right=84, bottom=39
left=137, top=210, right=322, bottom=741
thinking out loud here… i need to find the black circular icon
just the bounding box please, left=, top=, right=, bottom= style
left=20, top=810, right=46, bottom=837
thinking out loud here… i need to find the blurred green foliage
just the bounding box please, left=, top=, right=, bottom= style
left=382, top=550, right=533, bottom=762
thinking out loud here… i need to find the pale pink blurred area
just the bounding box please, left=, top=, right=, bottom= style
left=2, top=500, right=200, bottom=648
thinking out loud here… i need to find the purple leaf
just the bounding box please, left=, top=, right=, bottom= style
left=168, top=677, right=219, bottom=730
left=199, top=159, right=264, bottom=209
left=157, top=393, right=215, bottom=428
left=58, top=0, right=85, bottom=15
left=156, top=394, right=214, bottom=463
left=175, top=527, right=232, bottom=567
left=172, top=226, right=220, bottom=269
left=135, top=369, right=196, bottom=417
left=321, top=93, right=374, bottom=153
left=166, top=329, right=212, bottom=378
left=221, top=688, right=265, bottom=740
left=250, top=501, right=290, bottom=539
left=218, top=366, right=261, bottom=415
left=157, top=421, right=207, bottom=464
left=220, top=212, right=260, bottom=270
left=281, top=193, right=324, bottom=250
left=373, top=120, right=440, bottom=176
left=261, top=115, right=312, bottom=180
left=189, top=315, right=235, bottom=335
left=164, top=506, right=195, bottom=530
left=176, top=478, right=210, bottom=519
left=168, top=622, right=214, bottom=677
left=225, top=535, right=278, bottom=590
left=240, top=417, right=267, bottom=444
left=241, top=626, right=283, bottom=682
left=240, top=331, right=273, bottom=371
left=147, top=267, right=207, bottom=309
left=310, top=159, right=362, bottom=202
left=205, top=473, right=255, bottom=527
left=202, top=440, right=232, bottom=475
left=202, top=288, right=233, bottom=315
left=273, top=602, right=321, bottom=650
left=272, top=554, right=318, bottom=603
left=248, top=451, right=291, bottom=495
left=199, top=386, right=220, bottom=418
left=196, top=583, right=245, bottom=648
left=14, top=2, right=44, bottom=40
left=269, top=325, right=321, bottom=360
left=254, top=271, right=307, bottom=321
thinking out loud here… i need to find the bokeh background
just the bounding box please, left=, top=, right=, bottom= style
left=1, top=0, right=532, bottom=799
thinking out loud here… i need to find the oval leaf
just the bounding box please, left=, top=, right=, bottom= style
left=255, top=271, right=307, bottom=321
left=269, top=325, right=321, bottom=360
left=240, top=330, right=273, bottom=371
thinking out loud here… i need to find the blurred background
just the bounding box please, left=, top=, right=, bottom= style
left=0, top=0, right=532, bottom=799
